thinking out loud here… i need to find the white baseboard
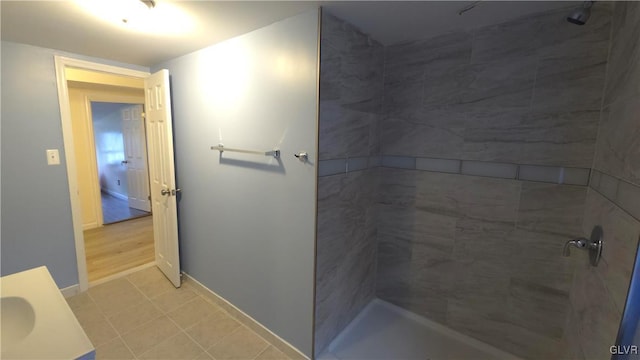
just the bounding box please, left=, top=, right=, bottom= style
left=102, top=188, right=128, bottom=201
left=60, top=284, right=80, bottom=298
left=183, top=272, right=309, bottom=360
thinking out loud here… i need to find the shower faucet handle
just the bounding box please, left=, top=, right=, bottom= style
left=563, top=238, right=587, bottom=256
left=562, top=225, right=604, bottom=267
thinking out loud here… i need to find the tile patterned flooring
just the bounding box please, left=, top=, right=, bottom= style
left=67, top=267, right=292, bottom=360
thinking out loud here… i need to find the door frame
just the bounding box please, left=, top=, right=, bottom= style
left=83, top=94, right=147, bottom=229
left=55, top=56, right=150, bottom=292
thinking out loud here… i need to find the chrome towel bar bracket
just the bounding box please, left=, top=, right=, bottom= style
left=210, top=144, right=280, bottom=159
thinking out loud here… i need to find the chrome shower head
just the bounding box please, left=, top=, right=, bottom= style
left=567, top=1, right=594, bottom=25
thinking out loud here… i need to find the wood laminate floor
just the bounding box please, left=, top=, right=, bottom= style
left=84, top=216, right=154, bottom=283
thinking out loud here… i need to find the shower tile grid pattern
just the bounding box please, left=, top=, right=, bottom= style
left=376, top=168, right=587, bottom=359
left=66, top=266, right=292, bottom=360
left=382, top=9, right=611, bottom=168
left=314, top=11, right=384, bottom=357
left=563, top=3, right=640, bottom=359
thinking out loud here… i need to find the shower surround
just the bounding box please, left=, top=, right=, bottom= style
left=316, top=3, right=639, bottom=360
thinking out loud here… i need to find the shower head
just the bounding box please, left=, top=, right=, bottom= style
left=567, top=1, right=594, bottom=25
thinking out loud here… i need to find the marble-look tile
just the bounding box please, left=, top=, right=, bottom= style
left=423, top=62, right=472, bottom=107
left=582, top=190, right=640, bottom=313
left=506, top=278, right=570, bottom=339
left=537, top=3, right=611, bottom=63
left=603, top=1, right=640, bottom=106
left=570, top=265, right=623, bottom=360
left=516, top=182, right=586, bottom=237
left=415, top=171, right=521, bottom=223
left=378, top=168, right=417, bottom=207
left=517, top=109, right=599, bottom=168
left=557, top=305, right=586, bottom=360
left=596, top=171, right=620, bottom=201
left=533, top=59, right=607, bottom=112
left=318, top=102, right=347, bottom=160
left=385, top=32, right=472, bottom=70
left=470, top=13, right=542, bottom=64
left=382, top=67, right=423, bottom=110
left=319, top=104, right=377, bottom=159
left=315, top=169, right=378, bottom=356
left=450, top=258, right=510, bottom=308
left=617, top=180, right=640, bottom=221
left=509, top=229, right=575, bottom=293
left=382, top=106, right=466, bottom=158
left=453, top=219, right=514, bottom=264
left=460, top=57, right=536, bottom=110
left=594, top=97, right=640, bottom=186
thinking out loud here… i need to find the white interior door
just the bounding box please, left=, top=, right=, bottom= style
left=122, top=104, right=151, bottom=212
left=145, top=69, right=181, bottom=287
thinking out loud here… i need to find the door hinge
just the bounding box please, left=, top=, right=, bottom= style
left=148, top=195, right=151, bottom=200
left=141, top=112, right=146, bottom=118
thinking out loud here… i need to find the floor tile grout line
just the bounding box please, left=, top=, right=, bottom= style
left=81, top=268, right=284, bottom=360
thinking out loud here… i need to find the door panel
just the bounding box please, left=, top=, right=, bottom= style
left=121, top=104, right=151, bottom=212
left=145, top=69, right=181, bottom=287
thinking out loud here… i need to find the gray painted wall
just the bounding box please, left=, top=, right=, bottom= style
left=0, top=41, right=148, bottom=288
left=153, top=10, right=319, bottom=356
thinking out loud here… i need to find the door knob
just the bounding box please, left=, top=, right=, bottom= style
left=161, top=189, right=171, bottom=196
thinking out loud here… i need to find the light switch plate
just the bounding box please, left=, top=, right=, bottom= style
left=46, top=149, right=60, bottom=165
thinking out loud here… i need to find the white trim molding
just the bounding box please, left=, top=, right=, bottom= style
left=54, top=55, right=150, bottom=293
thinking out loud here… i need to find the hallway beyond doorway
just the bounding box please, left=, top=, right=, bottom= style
left=101, top=192, right=150, bottom=224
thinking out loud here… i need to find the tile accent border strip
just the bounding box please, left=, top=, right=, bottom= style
left=590, top=170, right=640, bottom=222
left=318, top=155, right=592, bottom=186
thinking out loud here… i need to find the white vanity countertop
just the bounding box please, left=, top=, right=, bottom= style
left=0, top=266, right=95, bottom=359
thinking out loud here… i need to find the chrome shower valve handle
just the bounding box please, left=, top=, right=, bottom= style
left=563, top=238, right=587, bottom=256
left=562, top=225, right=603, bottom=267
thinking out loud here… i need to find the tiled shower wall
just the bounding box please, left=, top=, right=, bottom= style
left=563, top=2, right=640, bottom=359
left=376, top=4, right=613, bottom=359
left=314, top=12, right=384, bottom=356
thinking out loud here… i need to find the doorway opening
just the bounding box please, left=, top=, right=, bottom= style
left=63, top=64, right=156, bottom=285
left=56, top=56, right=182, bottom=293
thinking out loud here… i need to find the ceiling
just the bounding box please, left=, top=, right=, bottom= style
left=1, top=1, right=577, bottom=67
